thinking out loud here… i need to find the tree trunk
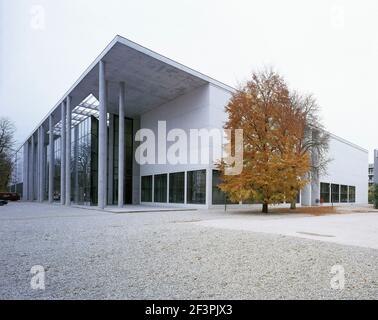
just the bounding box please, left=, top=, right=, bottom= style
left=262, top=203, right=268, bottom=214
left=290, top=201, right=296, bottom=210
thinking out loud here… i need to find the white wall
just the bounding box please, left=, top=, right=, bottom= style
left=319, top=134, right=368, bottom=204
left=139, top=84, right=211, bottom=176
left=137, top=83, right=233, bottom=207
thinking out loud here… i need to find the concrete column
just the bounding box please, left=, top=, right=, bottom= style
left=73, top=125, right=79, bottom=204
left=60, top=102, right=66, bottom=205
left=108, top=114, right=114, bottom=205
left=184, top=171, right=187, bottom=204
left=206, top=168, right=212, bottom=208
left=37, top=127, right=43, bottom=202
left=98, top=60, right=107, bottom=209
left=38, top=126, right=44, bottom=202
left=167, top=173, right=170, bottom=203
left=301, top=176, right=312, bottom=206
left=118, top=82, right=125, bottom=207
left=36, top=129, right=40, bottom=201
left=65, top=96, right=72, bottom=206
left=48, top=115, right=55, bottom=203
left=132, top=117, right=140, bottom=204
left=30, top=135, right=35, bottom=201
left=23, top=142, right=29, bottom=201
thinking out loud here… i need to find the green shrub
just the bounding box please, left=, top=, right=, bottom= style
left=374, top=184, right=378, bottom=209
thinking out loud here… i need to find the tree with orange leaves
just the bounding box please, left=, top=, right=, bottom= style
left=218, top=70, right=312, bottom=213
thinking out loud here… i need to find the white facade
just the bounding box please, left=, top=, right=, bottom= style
left=137, top=83, right=368, bottom=208
left=300, top=134, right=368, bottom=206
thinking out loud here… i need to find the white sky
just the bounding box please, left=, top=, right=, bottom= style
left=0, top=0, right=377, bottom=161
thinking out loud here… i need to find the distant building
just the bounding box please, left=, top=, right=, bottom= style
left=374, top=149, right=378, bottom=186
left=369, top=163, right=374, bottom=187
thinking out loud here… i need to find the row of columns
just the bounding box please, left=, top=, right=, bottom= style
left=23, top=60, right=126, bottom=209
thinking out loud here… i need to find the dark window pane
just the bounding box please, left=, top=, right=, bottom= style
left=331, top=184, right=340, bottom=203
left=340, top=185, right=348, bottom=203
left=187, top=170, right=206, bottom=204
left=212, top=170, right=237, bottom=204
left=141, top=176, right=152, bottom=202
left=295, top=191, right=301, bottom=204
left=348, top=186, right=356, bottom=203
left=320, top=182, right=330, bottom=203
left=169, top=172, right=185, bottom=203
left=154, top=174, right=167, bottom=203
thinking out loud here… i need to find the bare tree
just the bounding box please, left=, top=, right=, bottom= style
left=0, top=117, right=16, bottom=191
left=289, top=92, right=330, bottom=209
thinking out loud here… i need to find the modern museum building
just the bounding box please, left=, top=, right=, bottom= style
left=10, top=36, right=368, bottom=209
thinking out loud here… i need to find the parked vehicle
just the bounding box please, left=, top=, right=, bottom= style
left=0, top=192, right=20, bottom=201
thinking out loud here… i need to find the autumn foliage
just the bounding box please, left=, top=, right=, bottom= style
left=218, top=70, right=312, bottom=213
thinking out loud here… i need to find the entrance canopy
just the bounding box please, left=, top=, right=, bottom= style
left=26, top=35, right=234, bottom=143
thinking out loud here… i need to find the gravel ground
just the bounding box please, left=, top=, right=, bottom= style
left=1, top=202, right=378, bottom=300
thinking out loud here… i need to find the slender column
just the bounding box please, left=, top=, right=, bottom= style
left=23, top=142, right=29, bottom=201
left=118, top=82, right=125, bottom=207
left=60, top=102, right=66, bottom=205
left=30, top=135, right=35, bottom=201
left=36, top=129, right=40, bottom=201
left=184, top=171, right=187, bottom=204
left=65, top=96, right=72, bottom=206
left=39, top=126, right=45, bottom=202
left=107, top=114, right=114, bottom=205
left=48, top=115, right=55, bottom=203
left=98, top=60, right=107, bottom=209
left=206, top=168, right=211, bottom=208
left=36, top=127, right=42, bottom=202
left=73, top=125, right=79, bottom=204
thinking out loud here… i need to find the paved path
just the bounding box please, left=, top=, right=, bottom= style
left=195, top=211, right=378, bottom=250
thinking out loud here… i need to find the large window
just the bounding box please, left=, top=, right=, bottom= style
left=112, top=116, right=133, bottom=205
left=340, top=185, right=348, bottom=203
left=169, top=172, right=185, bottom=203
left=154, top=174, right=167, bottom=203
left=212, top=170, right=237, bottom=204
left=349, top=186, right=356, bottom=203
left=331, top=184, right=340, bottom=203
left=141, top=176, right=153, bottom=202
left=187, top=170, right=206, bottom=204
left=320, top=183, right=330, bottom=203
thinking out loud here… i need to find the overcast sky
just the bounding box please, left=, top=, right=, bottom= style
left=0, top=0, right=377, bottom=161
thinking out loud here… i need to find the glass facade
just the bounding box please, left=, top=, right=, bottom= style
left=321, top=182, right=356, bottom=204
left=141, top=176, right=153, bottom=202
left=111, top=115, right=133, bottom=205
left=187, top=170, right=206, bottom=204
left=340, top=185, right=348, bottom=203
left=169, top=172, right=185, bottom=203
left=72, top=117, right=93, bottom=205
left=331, top=184, right=340, bottom=203
left=320, top=183, right=330, bottom=203
left=154, top=174, right=167, bottom=203
left=212, top=170, right=237, bottom=204
left=349, top=186, right=356, bottom=203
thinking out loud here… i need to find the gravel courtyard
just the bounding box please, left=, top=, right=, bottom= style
left=1, top=202, right=378, bottom=300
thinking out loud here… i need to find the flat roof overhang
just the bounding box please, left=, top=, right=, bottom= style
left=25, top=35, right=235, bottom=145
